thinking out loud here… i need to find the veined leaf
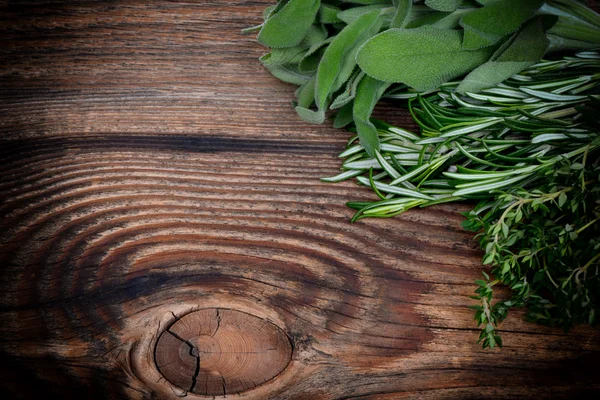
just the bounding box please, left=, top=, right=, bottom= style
left=298, top=9, right=383, bottom=123
left=320, top=3, right=343, bottom=24
left=431, top=8, right=475, bottom=30
left=258, top=0, right=321, bottom=48
left=333, top=102, right=354, bottom=128
left=425, top=0, right=461, bottom=12
left=298, top=37, right=333, bottom=73
left=357, top=27, right=494, bottom=91
left=353, top=76, right=391, bottom=155
left=270, top=45, right=309, bottom=65
left=342, top=0, right=392, bottom=4
left=295, top=76, right=317, bottom=108
left=390, top=0, right=412, bottom=28
left=460, top=0, right=545, bottom=49
left=330, top=70, right=365, bottom=109
left=337, top=4, right=389, bottom=25
left=260, top=54, right=312, bottom=85
left=457, top=16, right=553, bottom=93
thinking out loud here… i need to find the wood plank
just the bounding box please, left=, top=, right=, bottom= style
left=1, top=1, right=599, bottom=399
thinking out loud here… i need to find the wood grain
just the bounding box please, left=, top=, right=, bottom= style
left=1, top=1, right=599, bottom=399
left=155, top=308, right=292, bottom=396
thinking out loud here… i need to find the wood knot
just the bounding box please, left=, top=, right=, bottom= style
left=154, top=308, right=292, bottom=396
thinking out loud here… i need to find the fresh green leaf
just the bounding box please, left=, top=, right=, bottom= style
left=457, top=16, right=552, bottom=93
left=330, top=71, right=365, bottom=109
left=353, top=76, right=391, bottom=155
left=260, top=54, right=312, bottom=85
left=425, top=0, right=461, bottom=12
left=333, top=102, right=354, bottom=128
left=557, top=192, right=567, bottom=208
left=390, top=0, right=412, bottom=28
left=337, top=4, right=389, bottom=24
left=295, top=76, right=317, bottom=108
left=320, top=3, right=343, bottom=24
left=460, top=0, right=545, bottom=49
left=357, top=27, right=494, bottom=91
left=302, top=9, right=384, bottom=123
left=258, top=0, right=322, bottom=48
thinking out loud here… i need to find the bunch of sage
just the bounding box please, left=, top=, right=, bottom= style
left=249, top=0, right=600, bottom=156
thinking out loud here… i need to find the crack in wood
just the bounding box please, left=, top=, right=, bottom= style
left=221, top=373, right=227, bottom=396
left=190, top=348, right=200, bottom=394
left=212, top=308, right=221, bottom=338
left=165, top=328, right=201, bottom=393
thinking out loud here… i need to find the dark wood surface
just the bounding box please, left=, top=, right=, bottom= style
left=1, top=1, right=599, bottom=399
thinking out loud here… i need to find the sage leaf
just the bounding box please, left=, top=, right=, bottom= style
left=303, top=23, right=329, bottom=47
left=425, top=0, right=461, bottom=12
left=320, top=3, right=343, bottom=24
left=357, top=27, right=494, bottom=91
left=337, top=4, right=388, bottom=25
left=431, top=8, right=475, bottom=30
left=330, top=70, right=365, bottom=109
left=406, top=11, right=455, bottom=29
left=260, top=54, right=312, bottom=85
left=295, top=106, right=326, bottom=124
left=303, top=9, right=384, bottom=123
left=457, top=16, right=552, bottom=93
left=263, top=4, right=277, bottom=20
left=390, top=0, right=412, bottom=28
left=342, top=0, right=392, bottom=4
left=295, top=76, right=317, bottom=108
left=460, top=0, right=545, bottom=49
left=258, top=0, right=321, bottom=48
left=242, top=4, right=278, bottom=34
left=333, top=102, right=354, bottom=128
left=353, top=76, right=391, bottom=155
left=270, top=45, right=309, bottom=65
left=298, top=37, right=333, bottom=73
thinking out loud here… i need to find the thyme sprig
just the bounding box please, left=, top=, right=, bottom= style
left=464, top=159, right=599, bottom=348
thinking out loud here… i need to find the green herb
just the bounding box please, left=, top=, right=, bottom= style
left=324, top=53, right=600, bottom=347
left=464, top=158, right=600, bottom=348
left=252, top=0, right=600, bottom=156
left=250, top=1, right=600, bottom=348
left=356, top=27, right=496, bottom=91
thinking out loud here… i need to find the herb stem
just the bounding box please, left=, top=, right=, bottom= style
left=576, top=216, right=599, bottom=235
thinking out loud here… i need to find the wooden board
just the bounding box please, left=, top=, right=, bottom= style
left=1, top=1, right=599, bottom=399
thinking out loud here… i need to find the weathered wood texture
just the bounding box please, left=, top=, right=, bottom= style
left=1, top=1, right=599, bottom=399
left=155, top=308, right=292, bottom=396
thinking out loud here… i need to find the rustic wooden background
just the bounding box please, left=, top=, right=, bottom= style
left=1, top=1, right=599, bottom=399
